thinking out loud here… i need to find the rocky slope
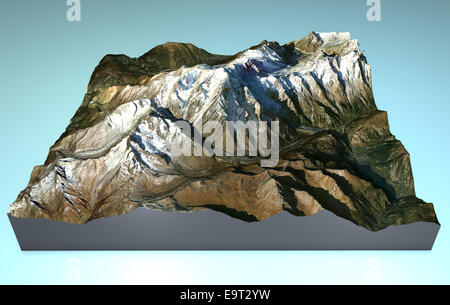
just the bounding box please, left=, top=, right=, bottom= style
left=8, top=32, right=438, bottom=231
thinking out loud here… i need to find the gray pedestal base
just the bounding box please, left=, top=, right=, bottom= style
left=9, top=209, right=440, bottom=250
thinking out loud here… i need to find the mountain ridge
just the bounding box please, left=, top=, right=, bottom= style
left=9, top=32, right=439, bottom=231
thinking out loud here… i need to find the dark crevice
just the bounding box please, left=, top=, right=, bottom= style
left=200, top=204, right=259, bottom=222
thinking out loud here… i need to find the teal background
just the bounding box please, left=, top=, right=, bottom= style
left=1, top=0, right=449, bottom=284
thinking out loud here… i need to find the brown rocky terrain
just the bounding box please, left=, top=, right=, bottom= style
left=8, top=32, right=439, bottom=231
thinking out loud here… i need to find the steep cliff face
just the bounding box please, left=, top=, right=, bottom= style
left=8, top=32, right=438, bottom=231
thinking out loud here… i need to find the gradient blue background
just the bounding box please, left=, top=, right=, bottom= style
left=1, top=0, right=449, bottom=284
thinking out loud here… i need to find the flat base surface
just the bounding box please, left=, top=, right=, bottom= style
left=9, top=209, right=440, bottom=250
